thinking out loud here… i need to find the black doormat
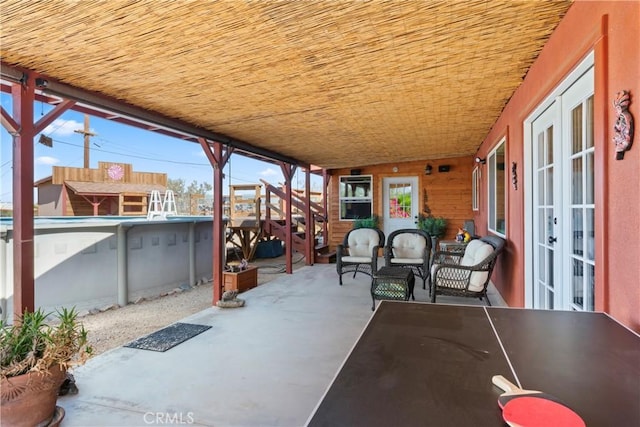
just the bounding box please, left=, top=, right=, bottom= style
left=124, top=323, right=211, bottom=352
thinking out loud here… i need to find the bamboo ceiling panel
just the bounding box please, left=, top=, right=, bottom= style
left=0, top=0, right=571, bottom=169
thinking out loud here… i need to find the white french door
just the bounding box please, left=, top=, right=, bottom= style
left=529, top=65, right=594, bottom=311
left=383, top=177, right=419, bottom=237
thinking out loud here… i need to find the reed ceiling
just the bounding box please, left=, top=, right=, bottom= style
left=0, top=0, right=571, bottom=169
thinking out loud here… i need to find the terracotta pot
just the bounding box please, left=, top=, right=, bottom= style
left=1, top=365, right=66, bottom=427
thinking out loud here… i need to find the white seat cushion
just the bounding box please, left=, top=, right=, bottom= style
left=347, top=228, right=381, bottom=257
left=390, top=258, right=423, bottom=265
left=342, top=256, right=373, bottom=263
left=392, top=233, right=426, bottom=259
left=432, top=240, right=494, bottom=291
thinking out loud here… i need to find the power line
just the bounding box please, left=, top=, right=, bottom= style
left=50, top=138, right=211, bottom=167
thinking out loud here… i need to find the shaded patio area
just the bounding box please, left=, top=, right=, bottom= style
left=58, top=263, right=505, bottom=426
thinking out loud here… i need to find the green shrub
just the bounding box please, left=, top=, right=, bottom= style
left=418, top=215, right=447, bottom=238
left=353, top=215, right=380, bottom=229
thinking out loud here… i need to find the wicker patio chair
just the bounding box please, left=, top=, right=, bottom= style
left=430, top=235, right=505, bottom=305
left=383, top=229, right=432, bottom=291
left=336, top=228, right=385, bottom=285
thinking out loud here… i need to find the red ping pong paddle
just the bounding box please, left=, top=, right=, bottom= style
left=502, top=396, right=585, bottom=427
left=492, top=375, right=585, bottom=427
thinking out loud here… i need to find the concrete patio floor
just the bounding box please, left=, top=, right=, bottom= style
left=58, top=263, right=506, bottom=427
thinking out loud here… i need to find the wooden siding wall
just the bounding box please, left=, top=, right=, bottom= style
left=328, top=156, right=475, bottom=249
left=52, top=162, right=167, bottom=186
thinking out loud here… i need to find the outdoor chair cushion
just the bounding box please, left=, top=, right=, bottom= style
left=391, top=233, right=427, bottom=260
left=347, top=228, right=382, bottom=258
left=432, top=239, right=494, bottom=291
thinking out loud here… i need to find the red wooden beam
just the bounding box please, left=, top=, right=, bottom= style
left=10, top=77, right=36, bottom=318
left=280, top=162, right=297, bottom=274
left=199, top=138, right=234, bottom=304
left=304, top=167, right=313, bottom=265
left=2, top=76, right=76, bottom=319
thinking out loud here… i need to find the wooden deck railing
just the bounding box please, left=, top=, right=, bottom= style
left=260, top=179, right=330, bottom=263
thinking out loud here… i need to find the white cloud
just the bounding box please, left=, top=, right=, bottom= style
left=36, top=156, right=60, bottom=165
left=43, top=119, right=92, bottom=137
left=259, top=168, right=279, bottom=177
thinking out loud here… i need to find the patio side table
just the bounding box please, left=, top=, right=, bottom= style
left=371, top=266, right=415, bottom=310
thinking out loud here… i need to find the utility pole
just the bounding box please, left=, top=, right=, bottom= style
left=74, top=114, right=96, bottom=168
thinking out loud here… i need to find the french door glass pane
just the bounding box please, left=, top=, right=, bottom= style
left=586, top=208, right=595, bottom=261
left=572, top=208, right=583, bottom=256
left=588, top=264, right=595, bottom=311
left=586, top=152, right=594, bottom=204
left=572, top=104, right=583, bottom=154
left=572, top=158, right=583, bottom=204
left=537, top=170, right=545, bottom=205
left=572, top=258, right=584, bottom=309
left=546, top=167, right=554, bottom=204
left=546, top=127, right=553, bottom=164
left=586, top=96, right=594, bottom=149
left=538, top=209, right=545, bottom=244
left=538, top=132, right=545, bottom=166
left=548, top=248, right=554, bottom=289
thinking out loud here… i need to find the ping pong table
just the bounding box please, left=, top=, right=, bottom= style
left=306, top=302, right=640, bottom=426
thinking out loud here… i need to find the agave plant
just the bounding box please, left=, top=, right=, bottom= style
left=0, top=307, right=92, bottom=379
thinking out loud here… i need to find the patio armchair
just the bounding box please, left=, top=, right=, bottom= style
left=336, top=228, right=385, bottom=285
left=383, top=229, right=432, bottom=291
left=430, top=235, right=505, bottom=305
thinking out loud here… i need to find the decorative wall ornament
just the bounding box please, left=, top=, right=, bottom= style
left=511, top=162, right=518, bottom=190
left=613, top=90, right=634, bottom=160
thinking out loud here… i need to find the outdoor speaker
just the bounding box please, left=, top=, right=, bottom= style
left=438, top=165, right=450, bottom=172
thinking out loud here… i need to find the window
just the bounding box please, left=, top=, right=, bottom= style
left=339, top=175, right=373, bottom=220
left=472, top=167, right=480, bottom=211
left=488, top=139, right=506, bottom=235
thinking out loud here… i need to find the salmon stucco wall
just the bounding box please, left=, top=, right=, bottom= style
left=475, top=1, right=640, bottom=331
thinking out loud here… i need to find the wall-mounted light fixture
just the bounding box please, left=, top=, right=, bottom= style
left=425, top=164, right=433, bottom=175
left=35, top=78, right=49, bottom=88
left=475, top=156, right=486, bottom=164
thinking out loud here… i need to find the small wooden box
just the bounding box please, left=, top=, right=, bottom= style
left=223, top=266, right=258, bottom=293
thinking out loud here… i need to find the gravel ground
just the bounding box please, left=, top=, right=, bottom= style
left=80, top=255, right=306, bottom=357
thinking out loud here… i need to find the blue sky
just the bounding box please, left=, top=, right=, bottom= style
left=0, top=92, right=321, bottom=204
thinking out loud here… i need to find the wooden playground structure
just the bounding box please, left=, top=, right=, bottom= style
left=225, top=183, right=332, bottom=263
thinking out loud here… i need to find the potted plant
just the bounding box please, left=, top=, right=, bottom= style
left=418, top=214, right=448, bottom=249
left=352, top=215, right=380, bottom=229
left=1, top=308, right=92, bottom=426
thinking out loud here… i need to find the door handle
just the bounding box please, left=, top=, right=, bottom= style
left=548, top=236, right=557, bottom=244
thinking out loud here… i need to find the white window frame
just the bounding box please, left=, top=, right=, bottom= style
left=472, top=167, right=480, bottom=211
left=339, top=175, right=373, bottom=221
left=488, top=138, right=506, bottom=236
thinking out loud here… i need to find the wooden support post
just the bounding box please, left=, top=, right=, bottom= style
left=2, top=76, right=74, bottom=319
left=322, top=169, right=329, bottom=246
left=199, top=138, right=233, bottom=304
left=280, top=162, right=297, bottom=274
left=304, top=167, right=313, bottom=265
left=10, top=77, right=35, bottom=318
